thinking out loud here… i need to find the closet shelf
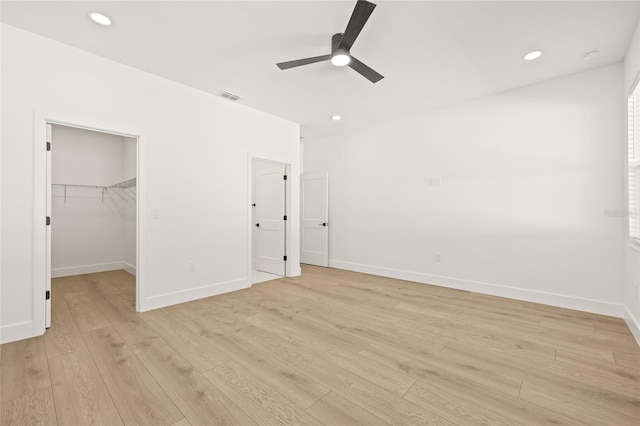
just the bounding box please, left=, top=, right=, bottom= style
left=109, top=178, right=136, bottom=189
left=107, top=178, right=136, bottom=202
left=52, top=183, right=106, bottom=189
left=52, top=183, right=107, bottom=204
left=52, top=178, right=136, bottom=203
left=51, top=178, right=136, bottom=190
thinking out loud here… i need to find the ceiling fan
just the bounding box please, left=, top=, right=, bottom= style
left=276, top=0, right=384, bottom=83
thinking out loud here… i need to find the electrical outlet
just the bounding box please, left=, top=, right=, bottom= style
left=434, top=253, right=441, bottom=263
left=189, top=261, right=197, bottom=272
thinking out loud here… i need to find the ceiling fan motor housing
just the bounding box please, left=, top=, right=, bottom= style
left=332, top=33, right=346, bottom=54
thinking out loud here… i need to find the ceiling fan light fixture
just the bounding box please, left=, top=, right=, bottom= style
left=88, top=11, right=112, bottom=26
left=331, top=51, right=351, bottom=67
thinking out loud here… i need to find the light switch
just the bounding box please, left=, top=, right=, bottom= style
left=152, top=208, right=160, bottom=219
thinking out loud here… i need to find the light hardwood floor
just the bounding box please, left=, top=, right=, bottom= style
left=1, top=266, right=639, bottom=425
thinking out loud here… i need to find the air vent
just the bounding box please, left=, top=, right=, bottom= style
left=221, top=91, right=241, bottom=101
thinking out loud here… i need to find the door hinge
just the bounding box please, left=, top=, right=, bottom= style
left=283, top=255, right=287, bottom=261
left=46, top=142, right=51, bottom=151
left=283, top=175, right=288, bottom=181
left=46, top=290, right=50, bottom=300
left=283, top=215, right=287, bottom=221
left=46, top=216, right=51, bottom=226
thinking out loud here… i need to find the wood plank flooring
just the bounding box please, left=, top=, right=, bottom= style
left=1, top=266, right=639, bottom=425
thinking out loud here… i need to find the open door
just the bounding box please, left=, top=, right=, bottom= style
left=301, top=172, right=329, bottom=267
left=255, top=161, right=286, bottom=275
left=45, top=123, right=52, bottom=328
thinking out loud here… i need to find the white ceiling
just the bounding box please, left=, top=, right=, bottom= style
left=2, top=1, right=638, bottom=139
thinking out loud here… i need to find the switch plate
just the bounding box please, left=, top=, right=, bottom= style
left=434, top=253, right=441, bottom=263
left=189, top=261, right=197, bottom=272
left=152, top=208, right=160, bottom=219
left=428, top=177, right=442, bottom=187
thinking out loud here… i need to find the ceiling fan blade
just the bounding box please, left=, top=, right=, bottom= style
left=348, top=56, right=384, bottom=83
left=339, top=0, right=377, bottom=51
left=276, top=55, right=331, bottom=70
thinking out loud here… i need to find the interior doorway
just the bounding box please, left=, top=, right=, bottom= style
left=251, top=158, right=289, bottom=284
left=46, top=123, right=139, bottom=327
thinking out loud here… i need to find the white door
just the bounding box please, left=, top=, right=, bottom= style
left=301, top=173, right=329, bottom=266
left=46, top=123, right=52, bottom=328
left=255, top=162, right=286, bottom=275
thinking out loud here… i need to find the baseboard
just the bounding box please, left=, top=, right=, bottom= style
left=140, top=278, right=250, bottom=312
left=0, top=320, right=35, bottom=344
left=52, top=262, right=124, bottom=278
left=329, top=259, right=626, bottom=319
left=624, top=306, right=640, bottom=346
left=289, top=265, right=302, bottom=277
left=123, top=262, right=136, bottom=276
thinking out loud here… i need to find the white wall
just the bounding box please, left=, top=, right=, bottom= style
left=52, top=125, right=125, bottom=186
left=304, top=63, right=625, bottom=317
left=51, top=125, right=135, bottom=277
left=624, top=15, right=640, bottom=343
left=0, top=24, right=300, bottom=343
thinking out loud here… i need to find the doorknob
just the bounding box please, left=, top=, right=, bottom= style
left=255, top=223, right=260, bottom=228
left=320, top=223, right=328, bottom=227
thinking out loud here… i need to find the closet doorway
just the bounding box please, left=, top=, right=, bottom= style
left=46, top=123, right=138, bottom=327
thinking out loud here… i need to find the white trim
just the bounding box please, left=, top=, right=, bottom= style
left=290, top=266, right=302, bottom=277
left=0, top=321, right=35, bottom=344
left=329, top=259, right=627, bottom=319
left=629, top=70, right=640, bottom=97
left=140, top=278, right=249, bottom=311
left=123, top=263, right=137, bottom=276
left=33, top=114, right=48, bottom=339
left=51, top=262, right=126, bottom=278
left=624, top=306, right=640, bottom=347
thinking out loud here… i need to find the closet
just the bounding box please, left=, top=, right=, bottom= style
left=51, top=124, right=137, bottom=279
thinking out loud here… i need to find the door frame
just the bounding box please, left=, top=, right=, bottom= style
left=33, top=111, right=145, bottom=335
left=247, top=153, right=293, bottom=281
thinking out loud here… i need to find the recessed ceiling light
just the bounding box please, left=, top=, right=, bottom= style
left=523, top=50, right=543, bottom=61
left=331, top=115, right=341, bottom=121
left=583, top=50, right=600, bottom=59
left=88, top=12, right=112, bottom=26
